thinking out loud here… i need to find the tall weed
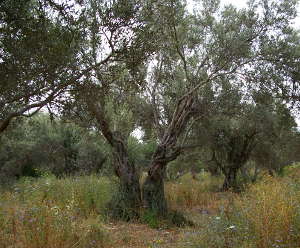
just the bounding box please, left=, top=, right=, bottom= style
left=235, top=176, right=299, bottom=248
left=165, top=172, right=223, bottom=210
left=182, top=175, right=300, bottom=248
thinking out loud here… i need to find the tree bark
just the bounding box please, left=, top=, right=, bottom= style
left=142, top=94, right=195, bottom=216
left=142, top=161, right=168, bottom=215
left=142, top=145, right=181, bottom=215
left=0, top=119, right=10, bottom=134
left=109, top=136, right=142, bottom=220
left=86, top=100, right=142, bottom=220
left=110, top=164, right=142, bottom=220
left=222, top=167, right=238, bottom=191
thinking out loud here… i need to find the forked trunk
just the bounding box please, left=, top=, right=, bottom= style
left=142, top=95, right=194, bottom=216
left=87, top=90, right=195, bottom=219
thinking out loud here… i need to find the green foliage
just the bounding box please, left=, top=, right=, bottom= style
left=0, top=0, right=83, bottom=131
left=177, top=175, right=300, bottom=248
left=167, top=154, right=204, bottom=180
left=167, top=210, right=194, bottom=227
left=141, top=210, right=160, bottom=228
left=1, top=0, right=300, bottom=226
left=141, top=209, right=193, bottom=229
left=0, top=114, right=109, bottom=181
left=190, top=83, right=299, bottom=191
left=11, top=175, right=114, bottom=216
left=107, top=189, right=140, bottom=221
left=127, top=137, right=157, bottom=169
left=3, top=164, right=300, bottom=247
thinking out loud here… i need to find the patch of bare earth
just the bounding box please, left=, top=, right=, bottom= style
left=101, top=192, right=236, bottom=247
left=103, top=222, right=186, bottom=248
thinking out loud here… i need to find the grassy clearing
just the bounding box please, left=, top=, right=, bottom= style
left=2, top=169, right=300, bottom=247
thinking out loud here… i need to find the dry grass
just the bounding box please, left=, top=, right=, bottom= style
left=165, top=172, right=226, bottom=212
left=180, top=172, right=300, bottom=248
left=235, top=176, right=300, bottom=248
left=105, top=222, right=184, bottom=248
left=0, top=175, right=113, bottom=248
left=2, top=170, right=300, bottom=248
left=0, top=202, right=109, bottom=248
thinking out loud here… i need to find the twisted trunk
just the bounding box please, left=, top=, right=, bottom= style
left=87, top=100, right=142, bottom=220
left=142, top=145, right=177, bottom=215
left=88, top=89, right=195, bottom=218
left=143, top=95, right=195, bottom=215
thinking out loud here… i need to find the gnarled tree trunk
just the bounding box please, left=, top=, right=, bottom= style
left=222, top=167, right=238, bottom=191
left=109, top=136, right=142, bottom=220
left=143, top=95, right=195, bottom=216
left=214, top=131, right=258, bottom=192
left=142, top=147, right=169, bottom=215
left=142, top=163, right=167, bottom=215
left=110, top=170, right=142, bottom=220
left=87, top=100, right=142, bottom=220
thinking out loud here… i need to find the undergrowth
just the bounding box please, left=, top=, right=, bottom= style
left=2, top=169, right=300, bottom=248
left=181, top=172, right=300, bottom=248
left=0, top=175, right=113, bottom=248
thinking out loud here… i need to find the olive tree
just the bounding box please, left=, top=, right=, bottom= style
left=192, top=85, right=298, bottom=191
left=141, top=0, right=300, bottom=210
left=60, top=0, right=300, bottom=217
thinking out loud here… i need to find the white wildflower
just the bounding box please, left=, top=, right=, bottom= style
left=227, top=225, right=236, bottom=229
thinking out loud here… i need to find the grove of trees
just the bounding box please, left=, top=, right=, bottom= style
left=1, top=0, right=300, bottom=220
